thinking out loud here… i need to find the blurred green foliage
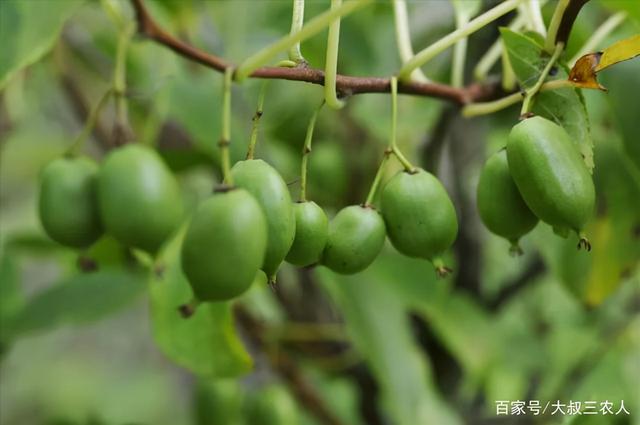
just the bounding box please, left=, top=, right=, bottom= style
left=1, top=1, right=639, bottom=425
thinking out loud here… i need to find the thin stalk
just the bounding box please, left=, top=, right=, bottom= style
left=364, top=152, right=391, bottom=206
left=113, top=23, right=135, bottom=140
left=246, top=81, right=269, bottom=159
left=473, top=15, right=525, bottom=81
left=545, top=0, right=570, bottom=52
left=388, top=76, right=414, bottom=171
left=570, top=12, right=627, bottom=64
left=451, top=12, right=469, bottom=88
left=462, top=79, right=573, bottom=117
left=501, top=43, right=517, bottom=91
left=220, top=68, right=234, bottom=185
left=392, top=0, right=429, bottom=82
left=324, top=0, right=346, bottom=109
left=235, top=0, right=372, bottom=81
left=520, top=0, right=546, bottom=35
left=521, top=42, right=564, bottom=115
left=398, top=0, right=521, bottom=80
left=66, top=89, right=113, bottom=155
left=299, top=101, right=324, bottom=202
left=288, top=0, right=306, bottom=63
left=364, top=77, right=413, bottom=205
left=100, top=0, right=126, bottom=28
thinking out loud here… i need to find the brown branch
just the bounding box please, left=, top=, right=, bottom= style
left=129, top=0, right=498, bottom=105
left=234, top=305, right=345, bottom=425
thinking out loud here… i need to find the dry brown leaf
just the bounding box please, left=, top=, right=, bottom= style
left=568, top=53, right=606, bottom=90
left=568, top=34, right=640, bottom=91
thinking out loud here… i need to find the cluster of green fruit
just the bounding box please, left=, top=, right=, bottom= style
left=38, top=115, right=594, bottom=305
left=477, top=116, right=595, bottom=254
left=39, top=145, right=459, bottom=304
left=39, top=144, right=184, bottom=254
left=181, top=157, right=458, bottom=303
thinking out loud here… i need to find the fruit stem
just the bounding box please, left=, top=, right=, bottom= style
left=520, top=41, right=565, bottom=116
left=234, top=0, right=371, bottom=82
left=324, top=0, right=346, bottom=109
left=463, top=79, right=573, bottom=117
left=364, top=76, right=415, bottom=205
left=398, top=0, right=522, bottom=81
left=220, top=67, right=235, bottom=185
left=246, top=81, right=269, bottom=160
left=299, top=100, right=325, bottom=202
left=392, top=0, right=429, bottom=82
left=544, top=0, right=569, bottom=53
left=364, top=149, right=392, bottom=206
left=66, top=88, right=113, bottom=156
left=451, top=9, right=470, bottom=88
left=388, top=77, right=415, bottom=172
left=288, top=0, right=307, bottom=64
left=112, top=22, right=135, bottom=145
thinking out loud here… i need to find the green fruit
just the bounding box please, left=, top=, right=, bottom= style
left=507, top=116, right=595, bottom=248
left=245, top=385, right=298, bottom=425
left=380, top=168, right=458, bottom=275
left=38, top=156, right=103, bottom=248
left=181, top=188, right=267, bottom=301
left=477, top=149, right=538, bottom=254
left=98, top=144, right=183, bottom=253
left=286, top=201, right=328, bottom=267
left=322, top=205, right=385, bottom=274
left=231, top=159, right=295, bottom=281
left=194, top=379, right=243, bottom=425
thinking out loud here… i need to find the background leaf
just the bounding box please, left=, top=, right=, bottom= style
left=4, top=268, right=145, bottom=340
left=0, top=0, right=82, bottom=89
left=317, top=254, right=462, bottom=425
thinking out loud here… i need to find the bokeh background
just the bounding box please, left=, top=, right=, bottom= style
left=1, top=1, right=639, bottom=424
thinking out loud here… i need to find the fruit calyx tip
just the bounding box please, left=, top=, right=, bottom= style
left=577, top=233, right=591, bottom=252
left=178, top=299, right=200, bottom=318
left=508, top=241, right=524, bottom=257
left=432, top=257, right=453, bottom=278
left=267, top=277, right=278, bottom=292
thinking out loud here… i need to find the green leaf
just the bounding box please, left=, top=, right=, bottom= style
left=0, top=0, right=82, bottom=89
left=5, top=268, right=145, bottom=339
left=148, top=231, right=252, bottom=378
left=500, top=28, right=547, bottom=89
left=317, top=255, right=461, bottom=425
left=500, top=28, right=594, bottom=171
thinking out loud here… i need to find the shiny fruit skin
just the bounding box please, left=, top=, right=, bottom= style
left=507, top=116, right=595, bottom=235
left=38, top=156, right=103, bottom=248
left=181, top=188, right=267, bottom=302
left=285, top=201, right=328, bottom=267
left=231, top=159, right=295, bottom=280
left=477, top=149, right=538, bottom=248
left=321, top=205, right=386, bottom=274
left=381, top=169, right=458, bottom=262
left=98, top=144, right=183, bottom=253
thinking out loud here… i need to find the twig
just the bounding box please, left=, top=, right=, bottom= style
left=234, top=305, right=346, bottom=425
left=129, top=0, right=498, bottom=105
